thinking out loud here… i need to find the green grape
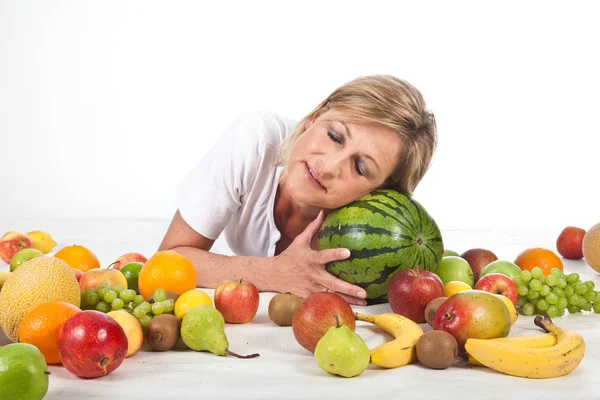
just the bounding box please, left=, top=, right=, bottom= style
left=518, top=286, right=529, bottom=296
left=103, top=290, right=117, bottom=303
left=124, top=306, right=134, bottom=314
left=87, top=291, right=100, bottom=306
left=556, top=307, right=565, bottom=317
left=578, top=297, right=588, bottom=307
left=133, top=295, right=145, bottom=307
left=538, top=275, right=546, bottom=285
left=593, top=302, right=600, bottom=313
left=529, top=297, right=539, bottom=306
left=595, top=291, right=600, bottom=303
left=584, top=291, right=596, bottom=302
left=536, top=299, right=549, bottom=311
left=133, top=306, right=146, bottom=319
left=139, top=302, right=152, bottom=314
left=545, top=292, right=558, bottom=305
left=97, top=286, right=110, bottom=299
left=153, top=288, right=167, bottom=303
left=552, top=287, right=565, bottom=298
left=566, top=273, right=580, bottom=284
left=513, top=277, right=524, bottom=287
left=556, top=297, right=568, bottom=310
left=567, top=305, right=581, bottom=314
left=111, top=298, right=125, bottom=310
left=521, top=270, right=533, bottom=282
left=546, top=275, right=558, bottom=287
left=119, top=289, right=136, bottom=303
left=138, top=315, right=152, bottom=328
left=585, top=281, right=595, bottom=290
left=521, top=302, right=535, bottom=316
left=581, top=301, right=593, bottom=311
left=546, top=305, right=559, bottom=318
left=98, top=281, right=110, bottom=289
left=574, top=283, right=588, bottom=295
left=527, top=290, right=539, bottom=300
left=540, top=285, right=551, bottom=296
left=516, top=296, right=528, bottom=307
left=550, top=268, right=563, bottom=277
left=568, top=294, right=581, bottom=305
left=161, top=299, right=175, bottom=313
left=556, top=278, right=567, bottom=289
left=151, top=302, right=165, bottom=315
left=531, top=267, right=543, bottom=279
left=111, top=284, right=125, bottom=296
left=96, top=301, right=110, bottom=313
left=564, top=286, right=575, bottom=297
left=529, top=279, right=542, bottom=291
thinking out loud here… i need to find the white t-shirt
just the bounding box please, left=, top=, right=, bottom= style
left=175, top=111, right=298, bottom=257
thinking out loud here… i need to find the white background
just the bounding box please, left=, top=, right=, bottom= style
left=1, top=0, right=599, bottom=234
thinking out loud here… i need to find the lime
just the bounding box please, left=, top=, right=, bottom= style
left=120, top=262, right=143, bottom=294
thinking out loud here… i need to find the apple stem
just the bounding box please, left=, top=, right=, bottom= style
left=100, top=357, right=109, bottom=366
left=44, top=371, right=51, bottom=375
left=226, top=349, right=260, bottom=359
left=106, top=261, right=117, bottom=270
left=334, top=313, right=341, bottom=328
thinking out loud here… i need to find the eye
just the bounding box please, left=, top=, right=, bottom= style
left=327, top=129, right=342, bottom=143
left=355, top=160, right=366, bottom=176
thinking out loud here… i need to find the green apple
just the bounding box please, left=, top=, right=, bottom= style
left=9, top=248, right=43, bottom=272
left=479, top=260, right=522, bottom=280
left=0, top=343, right=49, bottom=400
left=435, top=256, right=474, bottom=286
left=443, top=249, right=460, bottom=257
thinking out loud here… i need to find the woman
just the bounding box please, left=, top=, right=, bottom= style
left=158, top=75, right=437, bottom=306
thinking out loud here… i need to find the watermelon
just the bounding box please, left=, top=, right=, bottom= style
left=317, top=189, right=444, bottom=305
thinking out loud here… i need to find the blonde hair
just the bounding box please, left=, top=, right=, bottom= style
left=276, top=75, right=437, bottom=195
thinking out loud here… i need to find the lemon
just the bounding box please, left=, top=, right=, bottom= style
left=444, top=280, right=472, bottom=297
left=26, top=231, right=57, bottom=254
left=495, top=294, right=518, bottom=326
left=174, top=289, right=213, bottom=320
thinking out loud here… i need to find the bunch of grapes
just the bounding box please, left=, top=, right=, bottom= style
left=80, top=284, right=174, bottom=327
left=514, top=267, right=600, bottom=318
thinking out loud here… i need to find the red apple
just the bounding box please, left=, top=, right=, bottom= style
left=79, top=268, right=128, bottom=291
left=433, top=290, right=511, bottom=356
left=473, top=273, right=518, bottom=305
left=292, top=291, right=355, bottom=353
left=109, top=252, right=147, bottom=271
left=0, top=234, right=33, bottom=264
left=388, top=269, right=444, bottom=323
left=58, top=310, right=128, bottom=378
left=214, top=279, right=259, bottom=324
left=460, top=248, right=498, bottom=283
left=72, top=268, right=84, bottom=282
left=556, top=226, right=586, bottom=259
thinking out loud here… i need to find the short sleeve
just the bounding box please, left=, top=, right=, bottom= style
left=175, top=112, right=270, bottom=240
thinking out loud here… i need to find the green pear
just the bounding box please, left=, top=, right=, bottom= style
left=9, top=248, right=43, bottom=272
left=180, top=305, right=259, bottom=359
left=314, top=314, right=370, bottom=378
left=0, top=343, right=49, bottom=400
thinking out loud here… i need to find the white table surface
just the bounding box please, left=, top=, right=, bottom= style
left=1, top=219, right=599, bottom=400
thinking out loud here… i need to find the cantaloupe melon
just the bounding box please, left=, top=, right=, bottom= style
left=583, top=223, right=600, bottom=273
left=0, top=256, right=80, bottom=342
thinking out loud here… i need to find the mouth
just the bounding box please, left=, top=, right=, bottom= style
left=304, top=162, right=326, bottom=191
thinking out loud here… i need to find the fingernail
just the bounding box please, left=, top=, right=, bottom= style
left=339, top=249, right=350, bottom=257
left=357, top=290, right=367, bottom=299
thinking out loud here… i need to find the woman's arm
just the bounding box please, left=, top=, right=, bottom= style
left=158, top=210, right=368, bottom=305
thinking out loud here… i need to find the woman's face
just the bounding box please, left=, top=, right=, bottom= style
left=285, top=108, right=403, bottom=210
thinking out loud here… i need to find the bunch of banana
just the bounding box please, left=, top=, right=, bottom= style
left=354, top=312, right=423, bottom=369
left=465, top=314, right=585, bottom=379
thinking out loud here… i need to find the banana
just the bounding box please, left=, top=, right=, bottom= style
left=467, top=333, right=557, bottom=366
left=0, top=271, right=11, bottom=290
left=355, top=312, right=423, bottom=369
left=465, top=314, right=585, bottom=378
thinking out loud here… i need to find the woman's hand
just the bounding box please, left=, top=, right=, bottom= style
left=270, top=210, right=368, bottom=306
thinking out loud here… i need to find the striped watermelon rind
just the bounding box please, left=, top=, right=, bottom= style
left=317, top=189, right=444, bottom=305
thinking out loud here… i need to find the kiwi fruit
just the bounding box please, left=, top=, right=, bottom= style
left=268, top=293, right=303, bottom=326
left=146, top=314, right=180, bottom=351
left=416, top=330, right=458, bottom=369
left=424, top=297, right=448, bottom=327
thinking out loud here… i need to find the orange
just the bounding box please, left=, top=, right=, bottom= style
left=514, top=247, right=563, bottom=277
left=53, top=244, right=101, bottom=272
left=138, top=250, right=197, bottom=300
left=17, top=300, right=81, bottom=364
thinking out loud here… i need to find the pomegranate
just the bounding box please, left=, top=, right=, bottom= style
left=58, top=310, right=128, bottom=378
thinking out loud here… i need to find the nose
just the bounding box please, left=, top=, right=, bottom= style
left=316, top=151, right=349, bottom=181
